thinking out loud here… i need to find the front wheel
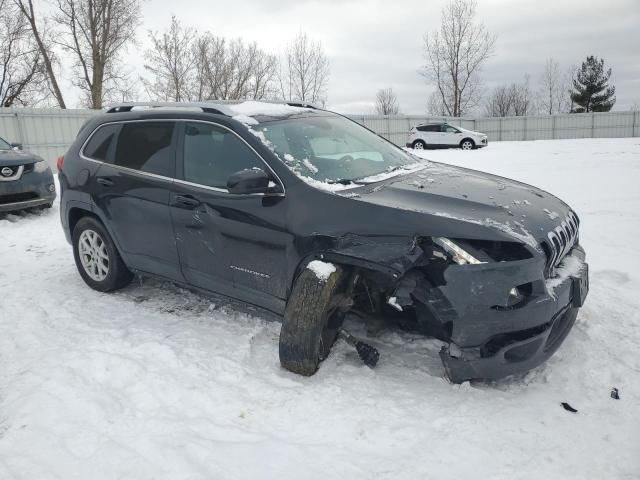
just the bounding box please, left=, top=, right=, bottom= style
left=72, top=216, right=133, bottom=292
left=460, top=139, right=475, bottom=150
left=279, top=263, right=347, bottom=376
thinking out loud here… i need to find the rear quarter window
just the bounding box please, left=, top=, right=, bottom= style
left=82, top=124, right=120, bottom=161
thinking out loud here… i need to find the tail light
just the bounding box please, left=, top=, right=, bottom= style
left=56, top=155, right=64, bottom=171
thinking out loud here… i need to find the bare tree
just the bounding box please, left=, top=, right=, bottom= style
left=421, top=0, right=495, bottom=117
left=375, top=87, right=400, bottom=115
left=484, top=85, right=513, bottom=117
left=53, top=0, right=141, bottom=109
left=14, top=0, right=66, bottom=108
left=143, top=22, right=278, bottom=103
left=427, top=91, right=448, bottom=116
left=0, top=0, right=49, bottom=106
left=511, top=74, right=532, bottom=116
left=538, top=58, right=569, bottom=115
left=279, top=31, right=329, bottom=104
left=143, top=16, right=196, bottom=102
left=484, top=77, right=532, bottom=117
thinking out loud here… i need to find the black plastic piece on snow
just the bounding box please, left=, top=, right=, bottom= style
left=339, top=329, right=380, bottom=368
left=561, top=402, right=578, bottom=413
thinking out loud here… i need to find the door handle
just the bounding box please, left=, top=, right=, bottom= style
left=97, top=177, right=114, bottom=187
left=174, top=194, right=201, bottom=208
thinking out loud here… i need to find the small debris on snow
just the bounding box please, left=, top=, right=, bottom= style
left=561, top=402, right=578, bottom=413
left=307, top=260, right=336, bottom=282
left=611, top=387, right=620, bottom=400
left=387, top=297, right=403, bottom=312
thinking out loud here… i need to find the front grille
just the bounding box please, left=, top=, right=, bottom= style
left=541, top=211, right=579, bottom=278
left=0, top=192, right=38, bottom=205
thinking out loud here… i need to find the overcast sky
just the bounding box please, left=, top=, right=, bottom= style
left=109, top=0, right=640, bottom=114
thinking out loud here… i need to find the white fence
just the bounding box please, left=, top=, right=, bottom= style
left=348, top=111, right=640, bottom=147
left=0, top=108, right=98, bottom=168
left=1, top=107, right=639, bottom=170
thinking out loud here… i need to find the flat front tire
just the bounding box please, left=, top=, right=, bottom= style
left=72, top=216, right=132, bottom=292
left=279, top=264, right=346, bottom=376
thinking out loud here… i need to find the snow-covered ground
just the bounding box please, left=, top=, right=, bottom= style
left=1, top=138, right=639, bottom=479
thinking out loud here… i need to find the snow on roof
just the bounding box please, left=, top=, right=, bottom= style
left=226, top=101, right=313, bottom=118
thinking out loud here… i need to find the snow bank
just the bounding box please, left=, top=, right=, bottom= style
left=306, top=260, right=336, bottom=282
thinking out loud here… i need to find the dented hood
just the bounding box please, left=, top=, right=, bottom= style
left=352, top=161, right=573, bottom=246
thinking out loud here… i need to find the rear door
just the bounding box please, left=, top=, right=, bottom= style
left=90, top=120, right=182, bottom=281
left=420, top=125, right=441, bottom=145
left=170, top=121, right=291, bottom=310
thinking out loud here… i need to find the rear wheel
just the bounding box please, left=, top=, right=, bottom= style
left=279, top=264, right=347, bottom=376
left=72, top=216, right=132, bottom=292
left=412, top=140, right=427, bottom=150
left=460, top=139, right=475, bottom=150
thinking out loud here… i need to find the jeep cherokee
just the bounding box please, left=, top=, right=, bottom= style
left=58, top=101, right=588, bottom=383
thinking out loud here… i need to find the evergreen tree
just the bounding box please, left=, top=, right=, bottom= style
left=569, top=56, right=616, bottom=113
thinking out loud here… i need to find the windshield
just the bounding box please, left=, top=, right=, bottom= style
left=251, top=115, right=419, bottom=183
left=0, top=137, right=11, bottom=150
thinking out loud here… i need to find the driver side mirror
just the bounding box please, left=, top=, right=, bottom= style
left=11, top=142, right=22, bottom=151
left=227, top=168, right=272, bottom=194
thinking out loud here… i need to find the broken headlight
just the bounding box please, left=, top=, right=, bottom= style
left=432, top=237, right=486, bottom=265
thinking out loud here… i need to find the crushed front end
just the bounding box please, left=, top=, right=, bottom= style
left=391, top=217, right=588, bottom=383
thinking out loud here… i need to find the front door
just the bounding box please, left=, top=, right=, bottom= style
left=170, top=121, right=291, bottom=311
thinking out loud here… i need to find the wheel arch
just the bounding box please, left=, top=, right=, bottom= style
left=67, top=205, right=130, bottom=268
left=460, top=137, right=476, bottom=148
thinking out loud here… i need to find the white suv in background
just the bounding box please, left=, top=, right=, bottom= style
left=407, top=123, right=488, bottom=150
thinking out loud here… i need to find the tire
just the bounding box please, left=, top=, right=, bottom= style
left=412, top=140, right=427, bottom=150
left=72, top=216, right=133, bottom=292
left=460, top=139, right=475, bottom=150
left=279, top=264, right=347, bottom=376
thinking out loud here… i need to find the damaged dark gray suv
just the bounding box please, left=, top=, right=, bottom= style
left=59, top=101, right=588, bottom=383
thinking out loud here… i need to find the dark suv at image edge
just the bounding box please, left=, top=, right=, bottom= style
left=58, top=101, right=589, bottom=383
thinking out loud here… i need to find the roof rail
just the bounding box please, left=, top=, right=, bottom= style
left=105, top=102, right=226, bottom=115
left=105, top=100, right=322, bottom=115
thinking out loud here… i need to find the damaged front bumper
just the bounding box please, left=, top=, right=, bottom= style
left=410, top=245, right=588, bottom=383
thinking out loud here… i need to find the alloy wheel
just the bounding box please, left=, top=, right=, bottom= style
left=461, top=141, right=473, bottom=150
left=78, top=229, right=110, bottom=281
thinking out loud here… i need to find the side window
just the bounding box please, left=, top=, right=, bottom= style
left=417, top=125, right=438, bottom=132
left=183, top=122, right=266, bottom=190
left=114, top=122, right=176, bottom=177
left=83, top=124, right=120, bottom=161
left=443, top=125, right=459, bottom=133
